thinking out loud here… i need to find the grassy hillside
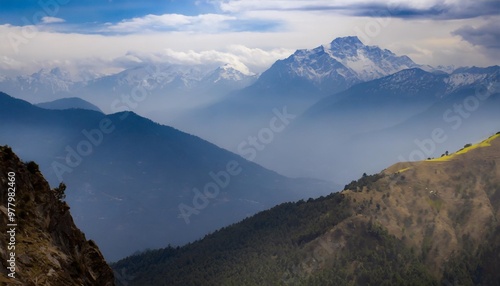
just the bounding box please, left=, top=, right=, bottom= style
left=113, top=132, right=500, bottom=285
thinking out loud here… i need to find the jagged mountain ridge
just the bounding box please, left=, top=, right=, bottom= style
left=86, top=63, right=255, bottom=92
left=306, top=65, right=500, bottom=116
left=0, top=63, right=257, bottom=107
left=0, top=146, right=114, bottom=285
left=112, top=134, right=500, bottom=285
left=327, top=36, right=417, bottom=81
left=251, top=36, right=420, bottom=95
left=0, top=68, right=78, bottom=103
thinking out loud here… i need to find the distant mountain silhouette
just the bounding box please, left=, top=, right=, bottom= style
left=0, top=92, right=336, bottom=261
left=36, top=97, right=103, bottom=113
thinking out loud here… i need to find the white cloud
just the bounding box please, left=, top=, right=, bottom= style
left=159, top=45, right=293, bottom=74
left=105, top=13, right=236, bottom=33
left=453, top=17, right=500, bottom=49
left=0, top=3, right=498, bottom=79
left=106, top=45, right=293, bottom=75
left=41, top=17, right=66, bottom=24
left=226, top=45, right=293, bottom=72
left=0, top=22, right=295, bottom=76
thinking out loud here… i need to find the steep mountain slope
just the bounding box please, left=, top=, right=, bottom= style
left=0, top=92, right=335, bottom=261
left=36, top=97, right=103, bottom=113
left=113, top=134, right=500, bottom=285
left=260, top=66, right=500, bottom=183
left=173, top=36, right=422, bottom=153
left=0, top=146, right=114, bottom=285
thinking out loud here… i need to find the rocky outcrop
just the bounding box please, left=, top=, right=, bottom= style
left=0, top=146, right=114, bottom=285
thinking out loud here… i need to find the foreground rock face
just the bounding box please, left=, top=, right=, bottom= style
left=0, top=146, right=114, bottom=285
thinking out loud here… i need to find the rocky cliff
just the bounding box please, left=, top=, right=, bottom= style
left=0, top=146, right=114, bottom=285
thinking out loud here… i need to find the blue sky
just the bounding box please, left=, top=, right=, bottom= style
left=1, top=0, right=499, bottom=28
left=0, top=0, right=498, bottom=76
left=0, top=0, right=213, bottom=25
left=0, top=0, right=285, bottom=35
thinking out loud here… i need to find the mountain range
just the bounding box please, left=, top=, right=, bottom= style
left=0, top=64, right=256, bottom=117
left=0, top=67, right=78, bottom=103
left=170, top=36, right=453, bottom=152
left=0, top=36, right=436, bottom=129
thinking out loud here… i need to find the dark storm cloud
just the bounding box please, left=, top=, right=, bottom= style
left=453, top=21, right=500, bottom=50
left=281, top=0, right=500, bottom=20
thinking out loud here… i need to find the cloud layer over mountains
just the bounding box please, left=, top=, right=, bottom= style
left=0, top=0, right=498, bottom=78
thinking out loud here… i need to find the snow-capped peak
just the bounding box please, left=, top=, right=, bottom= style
left=216, top=65, right=245, bottom=82
left=12, top=67, right=77, bottom=94
left=201, top=64, right=257, bottom=85
left=222, top=63, right=255, bottom=76
left=328, top=36, right=364, bottom=53
left=255, top=35, right=423, bottom=94
left=443, top=66, right=500, bottom=94
left=32, top=67, right=72, bottom=81
left=323, top=37, right=418, bottom=82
